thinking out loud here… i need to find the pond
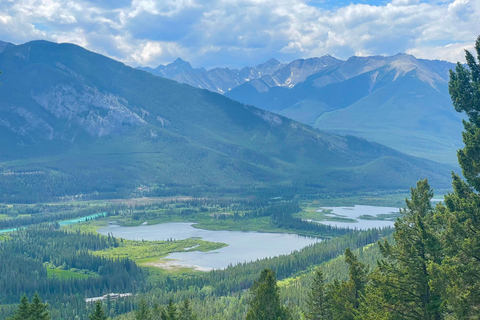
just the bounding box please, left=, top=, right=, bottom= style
left=97, top=222, right=321, bottom=271
left=311, top=205, right=399, bottom=230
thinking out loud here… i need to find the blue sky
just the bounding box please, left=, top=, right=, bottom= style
left=0, top=0, right=477, bottom=69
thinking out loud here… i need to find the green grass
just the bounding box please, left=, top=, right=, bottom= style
left=93, top=238, right=227, bottom=261
left=193, top=216, right=273, bottom=231
left=62, top=218, right=110, bottom=233
left=358, top=212, right=401, bottom=221
left=295, top=206, right=357, bottom=223
left=47, top=268, right=93, bottom=280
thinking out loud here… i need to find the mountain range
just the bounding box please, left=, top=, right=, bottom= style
left=143, top=54, right=463, bottom=165
left=137, top=55, right=342, bottom=94
left=0, top=40, right=453, bottom=201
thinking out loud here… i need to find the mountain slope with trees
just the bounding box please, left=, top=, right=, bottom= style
left=225, top=54, right=462, bottom=164
left=297, top=35, right=480, bottom=320
left=0, top=40, right=452, bottom=202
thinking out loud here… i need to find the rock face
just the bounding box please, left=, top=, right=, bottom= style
left=223, top=54, right=462, bottom=165
left=138, top=58, right=284, bottom=94
left=140, top=55, right=461, bottom=164
left=0, top=40, right=454, bottom=202
left=32, top=84, right=146, bottom=137
left=138, top=56, right=342, bottom=94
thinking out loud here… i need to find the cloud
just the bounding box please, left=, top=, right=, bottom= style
left=407, top=42, right=475, bottom=62
left=0, top=0, right=477, bottom=68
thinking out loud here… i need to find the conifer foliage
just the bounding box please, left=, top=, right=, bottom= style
left=325, top=248, right=368, bottom=320
left=364, top=179, right=442, bottom=320
left=305, top=268, right=329, bottom=320
left=246, top=269, right=291, bottom=320
left=8, top=293, right=50, bottom=320
left=442, top=34, right=480, bottom=318
left=89, top=301, right=108, bottom=320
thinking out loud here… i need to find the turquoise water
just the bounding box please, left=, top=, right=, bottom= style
left=58, top=212, right=106, bottom=226
left=0, top=227, right=19, bottom=234
left=0, top=212, right=106, bottom=234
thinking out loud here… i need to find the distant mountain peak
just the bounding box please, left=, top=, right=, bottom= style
left=266, top=58, right=280, bottom=63
left=320, top=54, right=342, bottom=62
left=0, top=39, right=455, bottom=198
left=260, top=58, right=281, bottom=66
left=170, top=58, right=193, bottom=69
left=253, top=58, right=283, bottom=73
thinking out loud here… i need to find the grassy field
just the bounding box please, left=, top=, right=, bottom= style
left=47, top=268, right=94, bottom=280
left=63, top=219, right=110, bottom=233
left=295, top=206, right=357, bottom=223
left=93, top=238, right=227, bottom=261
left=92, top=238, right=227, bottom=276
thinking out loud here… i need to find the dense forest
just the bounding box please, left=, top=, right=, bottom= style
left=2, top=38, right=480, bottom=320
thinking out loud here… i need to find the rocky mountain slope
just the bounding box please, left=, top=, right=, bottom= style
left=142, top=54, right=462, bottom=165
left=138, top=56, right=341, bottom=94
left=224, top=54, right=462, bottom=164
left=0, top=40, right=453, bottom=201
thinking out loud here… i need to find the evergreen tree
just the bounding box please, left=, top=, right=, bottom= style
left=327, top=248, right=367, bottom=320
left=7, top=294, right=31, bottom=320
left=246, top=268, right=291, bottom=320
left=178, top=299, right=197, bottom=320
left=152, top=302, right=163, bottom=320
left=89, top=301, right=108, bottom=320
left=135, top=298, right=152, bottom=320
left=29, top=292, right=50, bottom=320
left=443, top=34, right=480, bottom=318
left=305, top=268, right=330, bottom=320
left=162, top=300, right=177, bottom=320
left=364, top=179, right=442, bottom=320
left=345, top=248, right=368, bottom=311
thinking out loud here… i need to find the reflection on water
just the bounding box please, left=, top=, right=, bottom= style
left=97, top=222, right=321, bottom=270
left=313, top=205, right=399, bottom=230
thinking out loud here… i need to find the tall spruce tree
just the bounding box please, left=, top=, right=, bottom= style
left=246, top=268, right=291, bottom=320
left=29, top=292, right=51, bottom=320
left=442, top=35, right=480, bottom=318
left=152, top=302, right=163, bottom=320
left=135, top=298, right=152, bottom=320
left=305, top=268, right=330, bottom=320
left=178, top=299, right=197, bottom=320
left=7, top=294, right=31, bottom=320
left=363, top=179, right=443, bottom=320
left=162, top=300, right=177, bottom=320
left=327, top=248, right=367, bottom=320
left=89, top=301, right=108, bottom=320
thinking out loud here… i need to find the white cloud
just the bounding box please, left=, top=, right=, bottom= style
left=0, top=0, right=477, bottom=68
left=407, top=42, right=474, bottom=63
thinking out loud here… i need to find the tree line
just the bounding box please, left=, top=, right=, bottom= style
left=246, top=36, right=480, bottom=320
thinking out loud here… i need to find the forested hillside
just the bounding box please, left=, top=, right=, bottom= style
left=5, top=34, right=478, bottom=320
left=0, top=40, right=453, bottom=203
left=241, top=36, right=480, bottom=320
left=223, top=54, right=461, bottom=165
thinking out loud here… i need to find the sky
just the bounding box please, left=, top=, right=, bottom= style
left=0, top=0, right=478, bottom=69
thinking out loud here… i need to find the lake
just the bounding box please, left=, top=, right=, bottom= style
left=312, top=205, right=399, bottom=230
left=97, top=222, right=321, bottom=270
